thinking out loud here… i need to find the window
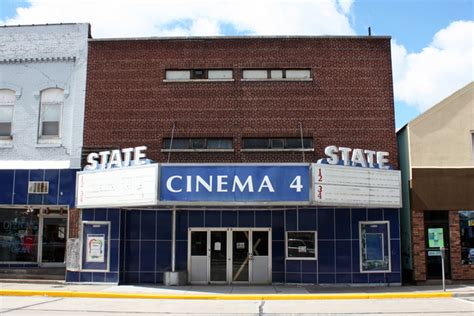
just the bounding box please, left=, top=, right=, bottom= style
left=165, top=69, right=233, bottom=81
left=286, top=231, right=317, bottom=259
left=359, top=221, right=391, bottom=272
left=242, top=138, right=313, bottom=150
left=0, top=208, right=39, bottom=262
left=0, top=89, right=15, bottom=138
left=39, top=88, right=63, bottom=138
left=471, top=132, right=474, bottom=160
left=242, top=69, right=311, bottom=80
left=163, top=138, right=233, bottom=150
left=460, top=211, right=474, bottom=265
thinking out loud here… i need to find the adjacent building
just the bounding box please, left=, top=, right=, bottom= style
left=67, top=35, right=402, bottom=285
left=398, top=82, right=474, bottom=283
left=0, top=24, right=90, bottom=278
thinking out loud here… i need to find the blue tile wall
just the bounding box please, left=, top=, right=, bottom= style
left=0, top=169, right=78, bottom=207
left=66, top=208, right=122, bottom=284
left=70, top=207, right=401, bottom=285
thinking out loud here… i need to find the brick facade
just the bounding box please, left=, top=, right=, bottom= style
left=412, top=210, right=426, bottom=281
left=83, top=36, right=398, bottom=167
left=412, top=209, right=474, bottom=282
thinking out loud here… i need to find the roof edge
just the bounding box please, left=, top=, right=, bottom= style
left=89, top=35, right=392, bottom=42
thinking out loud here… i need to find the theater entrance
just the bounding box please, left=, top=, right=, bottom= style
left=188, top=228, right=271, bottom=284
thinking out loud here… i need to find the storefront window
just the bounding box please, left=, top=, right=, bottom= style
left=359, top=221, right=390, bottom=272
left=286, top=231, right=317, bottom=259
left=460, top=211, right=474, bottom=265
left=0, top=208, right=39, bottom=262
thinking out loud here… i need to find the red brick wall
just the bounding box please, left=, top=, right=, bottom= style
left=449, top=211, right=474, bottom=280
left=83, top=37, right=397, bottom=166
left=412, top=210, right=474, bottom=282
left=412, top=210, right=426, bottom=281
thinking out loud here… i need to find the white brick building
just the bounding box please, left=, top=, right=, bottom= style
left=0, top=23, right=90, bottom=168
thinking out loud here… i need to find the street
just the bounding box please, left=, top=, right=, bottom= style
left=1, top=296, right=473, bottom=315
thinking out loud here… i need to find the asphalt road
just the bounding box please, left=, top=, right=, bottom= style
left=1, top=296, right=473, bottom=315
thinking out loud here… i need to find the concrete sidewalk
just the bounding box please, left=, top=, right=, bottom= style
left=1, top=281, right=474, bottom=300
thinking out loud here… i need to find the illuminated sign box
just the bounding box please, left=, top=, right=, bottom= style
left=159, top=164, right=310, bottom=204
left=76, top=164, right=159, bottom=208
left=311, top=164, right=402, bottom=208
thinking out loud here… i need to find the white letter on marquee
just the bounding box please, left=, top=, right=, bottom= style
left=324, top=145, right=339, bottom=165
left=232, top=176, right=254, bottom=192
left=258, top=176, right=275, bottom=192
left=167, top=176, right=182, bottom=193
left=85, top=153, right=99, bottom=170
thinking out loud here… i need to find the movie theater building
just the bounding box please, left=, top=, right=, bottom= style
left=0, top=24, right=89, bottom=279
left=398, top=82, right=474, bottom=283
left=66, top=35, right=402, bottom=285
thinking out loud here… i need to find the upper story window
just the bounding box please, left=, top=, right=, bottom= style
left=39, top=88, right=64, bottom=139
left=241, top=137, right=313, bottom=150
left=0, top=89, right=15, bottom=138
left=162, top=138, right=233, bottom=151
left=165, top=69, right=233, bottom=81
left=242, top=69, right=311, bottom=81
left=471, top=132, right=474, bottom=160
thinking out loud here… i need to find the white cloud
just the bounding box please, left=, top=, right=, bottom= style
left=392, top=20, right=474, bottom=112
left=1, top=0, right=355, bottom=37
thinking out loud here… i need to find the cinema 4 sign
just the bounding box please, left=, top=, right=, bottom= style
left=159, top=164, right=310, bottom=203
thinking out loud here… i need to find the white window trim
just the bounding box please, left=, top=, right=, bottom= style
left=359, top=221, right=391, bottom=273
left=0, top=89, right=16, bottom=140
left=285, top=231, right=318, bottom=260
left=38, top=89, right=64, bottom=141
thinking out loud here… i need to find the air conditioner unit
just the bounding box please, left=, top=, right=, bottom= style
left=28, top=181, right=49, bottom=194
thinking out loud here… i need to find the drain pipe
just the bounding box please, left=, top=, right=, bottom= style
left=172, top=206, right=176, bottom=272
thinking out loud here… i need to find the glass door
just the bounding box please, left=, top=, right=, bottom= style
left=232, top=230, right=250, bottom=282
left=251, top=230, right=271, bottom=284
left=210, top=230, right=227, bottom=283
left=39, top=216, right=67, bottom=266
left=424, top=211, right=451, bottom=279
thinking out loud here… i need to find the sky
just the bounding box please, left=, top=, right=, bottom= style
left=1, top=0, right=473, bottom=129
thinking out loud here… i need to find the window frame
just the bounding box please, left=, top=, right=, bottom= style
left=241, top=68, right=312, bottom=81
left=241, top=137, right=314, bottom=152
left=285, top=231, right=318, bottom=260
left=359, top=221, right=391, bottom=273
left=459, top=210, right=474, bottom=265
left=38, top=88, right=64, bottom=140
left=161, top=137, right=234, bottom=152
left=164, top=69, right=234, bottom=82
left=0, top=89, right=16, bottom=140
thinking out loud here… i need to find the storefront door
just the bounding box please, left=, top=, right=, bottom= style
left=188, top=228, right=271, bottom=284
left=38, top=214, right=67, bottom=266
left=424, top=211, right=451, bottom=279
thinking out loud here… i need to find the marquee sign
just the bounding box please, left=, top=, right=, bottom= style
left=159, top=164, right=309, bottom=204
left=312, top=164, right=401, bottom=208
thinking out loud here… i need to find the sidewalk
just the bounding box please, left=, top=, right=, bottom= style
left=1, top=282, right=473, bottom=300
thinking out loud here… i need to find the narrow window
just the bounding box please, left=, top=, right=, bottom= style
left=207, top=138, right=233, bottom=149
left=191, top=69, right=206, bottom=79
left=242, top=138, right=269, bottom=149
left=286, top=69, right=311, bottom=79
left=39, top=88, right=63, bottom=138
left=242, top=70, right=268, bottom=79
left=207, top=70, right=233, bottom=79
left=165, top=70, right=191, bottom=80
left=0, top=89, right=15, bottom=138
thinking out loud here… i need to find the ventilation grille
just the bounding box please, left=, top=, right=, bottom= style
left=28, top=181, right=49, bottom=194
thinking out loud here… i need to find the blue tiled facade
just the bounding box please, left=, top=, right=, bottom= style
left=0, top=169, right=77, bottom=207
left=68, top=207, right=401, bottom=285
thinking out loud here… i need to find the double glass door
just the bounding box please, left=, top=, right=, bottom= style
left=189, top=228, right=271, bottom=284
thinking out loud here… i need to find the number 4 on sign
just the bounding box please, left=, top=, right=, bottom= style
left=290, top=176, right=303, bottom=192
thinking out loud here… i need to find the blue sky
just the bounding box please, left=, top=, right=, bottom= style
left=1, top=0, right=472, bottom=129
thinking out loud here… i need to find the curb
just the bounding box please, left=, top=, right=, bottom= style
left=0, top=290, right=456, bottom=300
